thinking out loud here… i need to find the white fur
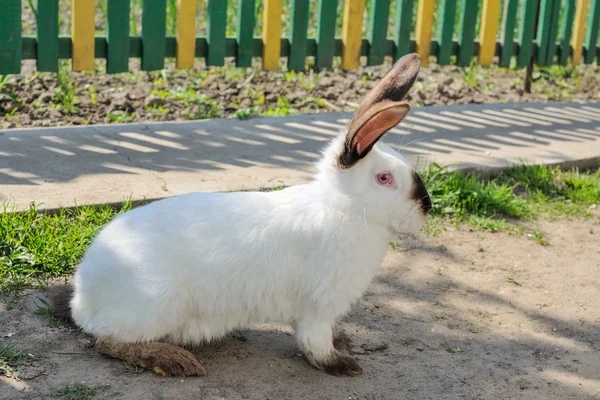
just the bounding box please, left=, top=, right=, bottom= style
left=70, top=135, right=426, bottom=365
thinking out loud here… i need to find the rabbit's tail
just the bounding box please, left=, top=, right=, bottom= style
left=48, top=284, right=74, bottom=322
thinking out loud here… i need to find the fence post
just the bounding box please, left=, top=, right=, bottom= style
left=367, top=0, right=391, bottom=66
left=479, top=0, right=502, bottom=65
left=393, top=0, right=415, bottom=60
left=525, top=0, right=541, bottom=93
left=584, top=0, right=600, bottom=63
left=457, top=0, right=479, bottom=66
left=558, top=0, right=577, bottom=65
left=437, top=0, right=457, bottom=65
left=499, top=0, right=519, bottom=68
left=315, top=0, right=338, bottom=69
left=141, top=0, right=167, bottom=71
left=107, top=0, right=130, bottom=73
left=176, top=0, right=197, bottom=69
left=288, top=0, right=310, bottom=71
left=572, top=0, right=591, bottom=65
left=72, top=0, right=96, bottom=71
left=262, top=0, right=283, bottom=70
left=415, top=0, right=435, bottom=67
left=341, top=0, right=365, bottom=69
left=236, top=0, right=256, bottom=68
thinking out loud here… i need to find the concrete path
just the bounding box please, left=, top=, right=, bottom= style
left=1, top=101, right=600, bottom=211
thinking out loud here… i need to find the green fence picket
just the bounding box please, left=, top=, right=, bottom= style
left=535, top=0, right=555, bottom=66
left=36, top=0, right=59, bottom=72
left=499, top=0, right=518, bottom=67
left=107, top=0, right=130, bottom=73
left=4, top=0, right=599, bottom=75
left=236, top=0, right=256, bottom=67
left=0, top=0, right=21, bottom=74
left=288, top=0, right=310, bottom=71
left=516, top=0, right=539, bottom=67
left=394, top=0, right=414, bottom=59
left=142, top=0, right=167, bottom=71
left=558, top=0, right=577, bottom=65
left=545, top=0, right=562, bottom=65
left=367, top=0, right=390, bottom=66
left=437, top=0, right=457, bottom=65
left=207, top=0, right=227, bottom=66
left=584, top=0, right=600, bottom=63
left=315, top=0, right=338, bottom=69
left=457, top=0, right=479, bottom=66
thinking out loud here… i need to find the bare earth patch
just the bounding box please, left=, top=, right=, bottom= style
left=1, top=216, right=599, bottom=399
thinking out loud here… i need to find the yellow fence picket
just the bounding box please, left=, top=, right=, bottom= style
left=72, top=0, right=95, bottom=71
left=262, top=0, right=283, bottom=70
left=415, top=0, right=435, bottom=67
left=341, top=0, right=366, bottom=70
left=572, top=0, right=590, bottom=65
left=176, top=0, right=197, bottom=69
left=478, top=0, right=502, bottom=65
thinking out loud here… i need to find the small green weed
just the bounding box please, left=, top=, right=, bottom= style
left=506, top=277, right=522, bottom=286
left=34, top=305, right=69, bottom=328
left=83, top=86, right=97, bottom=105
left=262, top=96, right=294, bottom=117
left=122, top=362, right=145, bottom=374
left=0, top=74, right=11, bottom=92
left=442, top=342, right=465, bottom=354
left=107, top=112, right=135, bottom=124
left=0, top=342, right=25, bottom=378
left=388, top=241, right=402, bottom=250
left=528, top=230, right=549, bottom=246
left=54, top=62, right=79, bottom=114
left=235, top=107, right=259, bottom=120
left=54, top=383, right=104, bottom=400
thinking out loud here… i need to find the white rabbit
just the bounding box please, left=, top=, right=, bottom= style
left=49, top=53, right=431, bottom=377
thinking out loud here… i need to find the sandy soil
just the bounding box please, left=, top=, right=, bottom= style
left=1, top=216, right=600, bottom=400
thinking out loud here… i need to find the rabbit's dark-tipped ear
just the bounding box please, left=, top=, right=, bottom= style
left=338, top=53, right=421, bottom=169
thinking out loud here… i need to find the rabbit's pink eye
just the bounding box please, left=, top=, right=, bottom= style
left=376, top=172, right=394, bottom=186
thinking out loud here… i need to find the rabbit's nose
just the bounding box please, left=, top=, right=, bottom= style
left=409, top=170, right=432, bottom=215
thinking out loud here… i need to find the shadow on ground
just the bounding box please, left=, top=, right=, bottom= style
left=1, top=217, right=599, bottom=399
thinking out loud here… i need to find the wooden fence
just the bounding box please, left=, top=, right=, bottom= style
left=0, top=0, right=599, bottom=75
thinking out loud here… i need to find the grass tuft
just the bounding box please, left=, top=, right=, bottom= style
left=0, top=201, right=131, bottom=292
left=421, top=163, right=600, bottom=234
left=54, top=383, right=103, bottom=400
left=0, top=342, right=25, bottom=378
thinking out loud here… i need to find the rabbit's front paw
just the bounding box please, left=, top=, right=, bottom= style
left=332, top=331, right=353, bottom=351
left=150, top=348, right=207, bottom=377
left=319, top=352, right=363, bottom=377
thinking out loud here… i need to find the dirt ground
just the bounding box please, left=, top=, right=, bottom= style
left=2, top=58, right=599, bottom=130
left=1, top=216, right=600, bottom=400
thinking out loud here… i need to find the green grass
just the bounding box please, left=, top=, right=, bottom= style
left=54, top=383, right=103, bottom=400
left=423, top=163, right=600, bottom=227
left=0, top=201, right=131, bottom=293
left=0, top=342, right=25, bottom=378
left=53, top=61, right=79, bottom=115
left=1, top=165, right=599, bottom=293
left=34, top=305, right=70, bottom=328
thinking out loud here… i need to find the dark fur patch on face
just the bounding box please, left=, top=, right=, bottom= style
left=409, top=170, right=432, bottom=215
left=95, top=337, right=206, bottom=377
left=315, top=351, right=363, bottom=377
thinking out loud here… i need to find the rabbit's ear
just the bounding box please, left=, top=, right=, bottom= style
left=338, top=53, right=420, bottom=168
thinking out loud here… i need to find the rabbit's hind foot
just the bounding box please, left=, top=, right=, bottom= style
left=95, top=337, right=206, bottom=377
